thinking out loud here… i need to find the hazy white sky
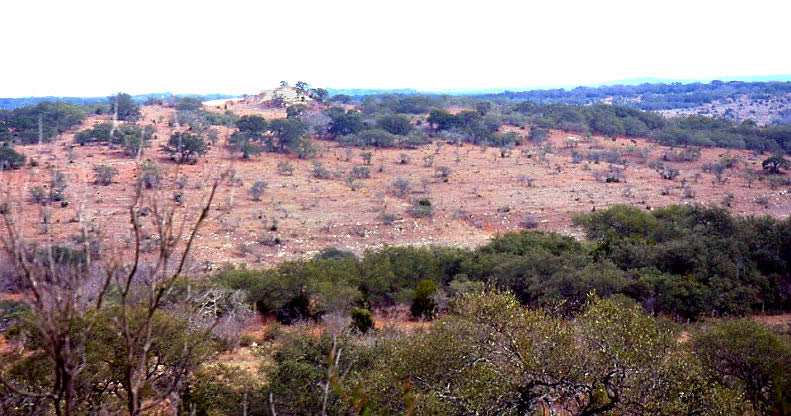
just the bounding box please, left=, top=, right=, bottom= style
left=2, top=0, right=789, bottom=97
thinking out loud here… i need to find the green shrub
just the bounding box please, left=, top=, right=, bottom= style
left=529, top=127, right=549, bottom=142
left=692, top=318, right=791, bottom=414
left=0, top=144, right=25, bottom=170
left=411, top=279, right=439, bottom=319
left=350, top=165, right=370, bottom=179
left=351, top=308, right=374, bottom=334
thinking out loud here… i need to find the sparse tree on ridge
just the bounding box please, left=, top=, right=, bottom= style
left=110, top=93, right=141, bottom=122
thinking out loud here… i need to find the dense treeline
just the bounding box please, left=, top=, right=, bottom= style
left=214, top=204, right=791, bottom=322
left=0, top=101, right=89, bottom=169
left=475, top=79, right=791, bottom=110
left=0, top=93, right=236, bottom=111
left=508, top=101, right=791, bottom=153
left=322, top=91, right=791, bottom=153
left=0, top=101, right=85, bottom=144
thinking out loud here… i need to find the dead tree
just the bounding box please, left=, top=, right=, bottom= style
left=0, top=163, right=228, bottom=415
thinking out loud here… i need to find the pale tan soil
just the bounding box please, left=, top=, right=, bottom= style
left=0, top=104, right=789, bottom=274
left=752, top=313, right=791, bottom=330
left=657, top=93, right=791, bottom=126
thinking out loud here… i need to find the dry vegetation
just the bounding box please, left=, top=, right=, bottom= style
left=3, top=103, right=790, bottom=273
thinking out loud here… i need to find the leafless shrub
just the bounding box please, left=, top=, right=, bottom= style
left=756, top=196, right=770, bottom=207
left=249, top=180, right=268, bottom=201
left=342, top=147, right=353, bottom=162
left=516, top=175, right=534, bottom=186
left=311, top=161, right=332, bottom=179
left=723, top=193, right=734, bottom=207
left=350, top=165, right=371, bottom=179
left=435, top=166, right=451, bottom=182
left=0, top=168, right=228, bottom=415
left=663, top=147, right=701, bottom=162
left=379, top=211, right=398, bottom=225
left=277, top=160, right=295, bottom=176
left=391, top=177, right=411, bottom=196
left=520, top=214, right=539, bottom=229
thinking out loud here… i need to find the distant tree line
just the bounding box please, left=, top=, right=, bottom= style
left=475, top=80, right=791, bottom=110
left=510, top=101, right=791, bottom=153
left=0, top=93, right=237, bottom=111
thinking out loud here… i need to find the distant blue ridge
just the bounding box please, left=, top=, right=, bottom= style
left=2, top=75, right=790, bottom=108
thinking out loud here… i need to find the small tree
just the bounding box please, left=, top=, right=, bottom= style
left=309, top=88, right=328, bottom=103
left=29, top=186, right=48, bottom=204
left=48, top=170, right=67, bottom=203
left=529, top=127, right=549, bottom=142
left=377, top=114, right=413, bottom=135
left=350, top=308, right=374, bottom=334
left=361, top=151, right=373, bottom=165
left=411, top=279, right=438, bottom=320
left=0, top=144, right=25, bottom=170
left=174, top=96, right=203, bottom=112
left=93, top=164, right=119, bottom=186
left=164, top=132, right=207, bottom=164
left=110, top=92, right=141, bottom=122
left=475, top=101, right=492, bottom=115
left=295, top=81, right=310, bottom=94
left=286, top=105, right=307, bottom=119
left=249, top=180, right=268, bottom=201
left=762, top=155, right=790, bottom=174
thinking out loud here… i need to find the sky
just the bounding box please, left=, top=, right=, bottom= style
left=2, top=0, right=790, bottom=97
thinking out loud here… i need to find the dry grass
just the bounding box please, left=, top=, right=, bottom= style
left=0, top=104, right=788, bottom=273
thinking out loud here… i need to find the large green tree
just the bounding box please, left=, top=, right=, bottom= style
left=692, top=318, right=791, bottom=414
left=762, top=155, right=790, bottom=174
left=110, top=93, right=141, bottom=122
left=268, top=118, right=308, bottom=153
left=163, top=132, right=208, bottom=164
left=363, top=292, right=746, bottom=415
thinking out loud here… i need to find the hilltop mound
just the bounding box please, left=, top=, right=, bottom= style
left=204, top=86, right=318, bottom=115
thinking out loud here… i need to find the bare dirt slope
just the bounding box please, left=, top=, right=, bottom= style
left=3, top=104, right=790, bottom=271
